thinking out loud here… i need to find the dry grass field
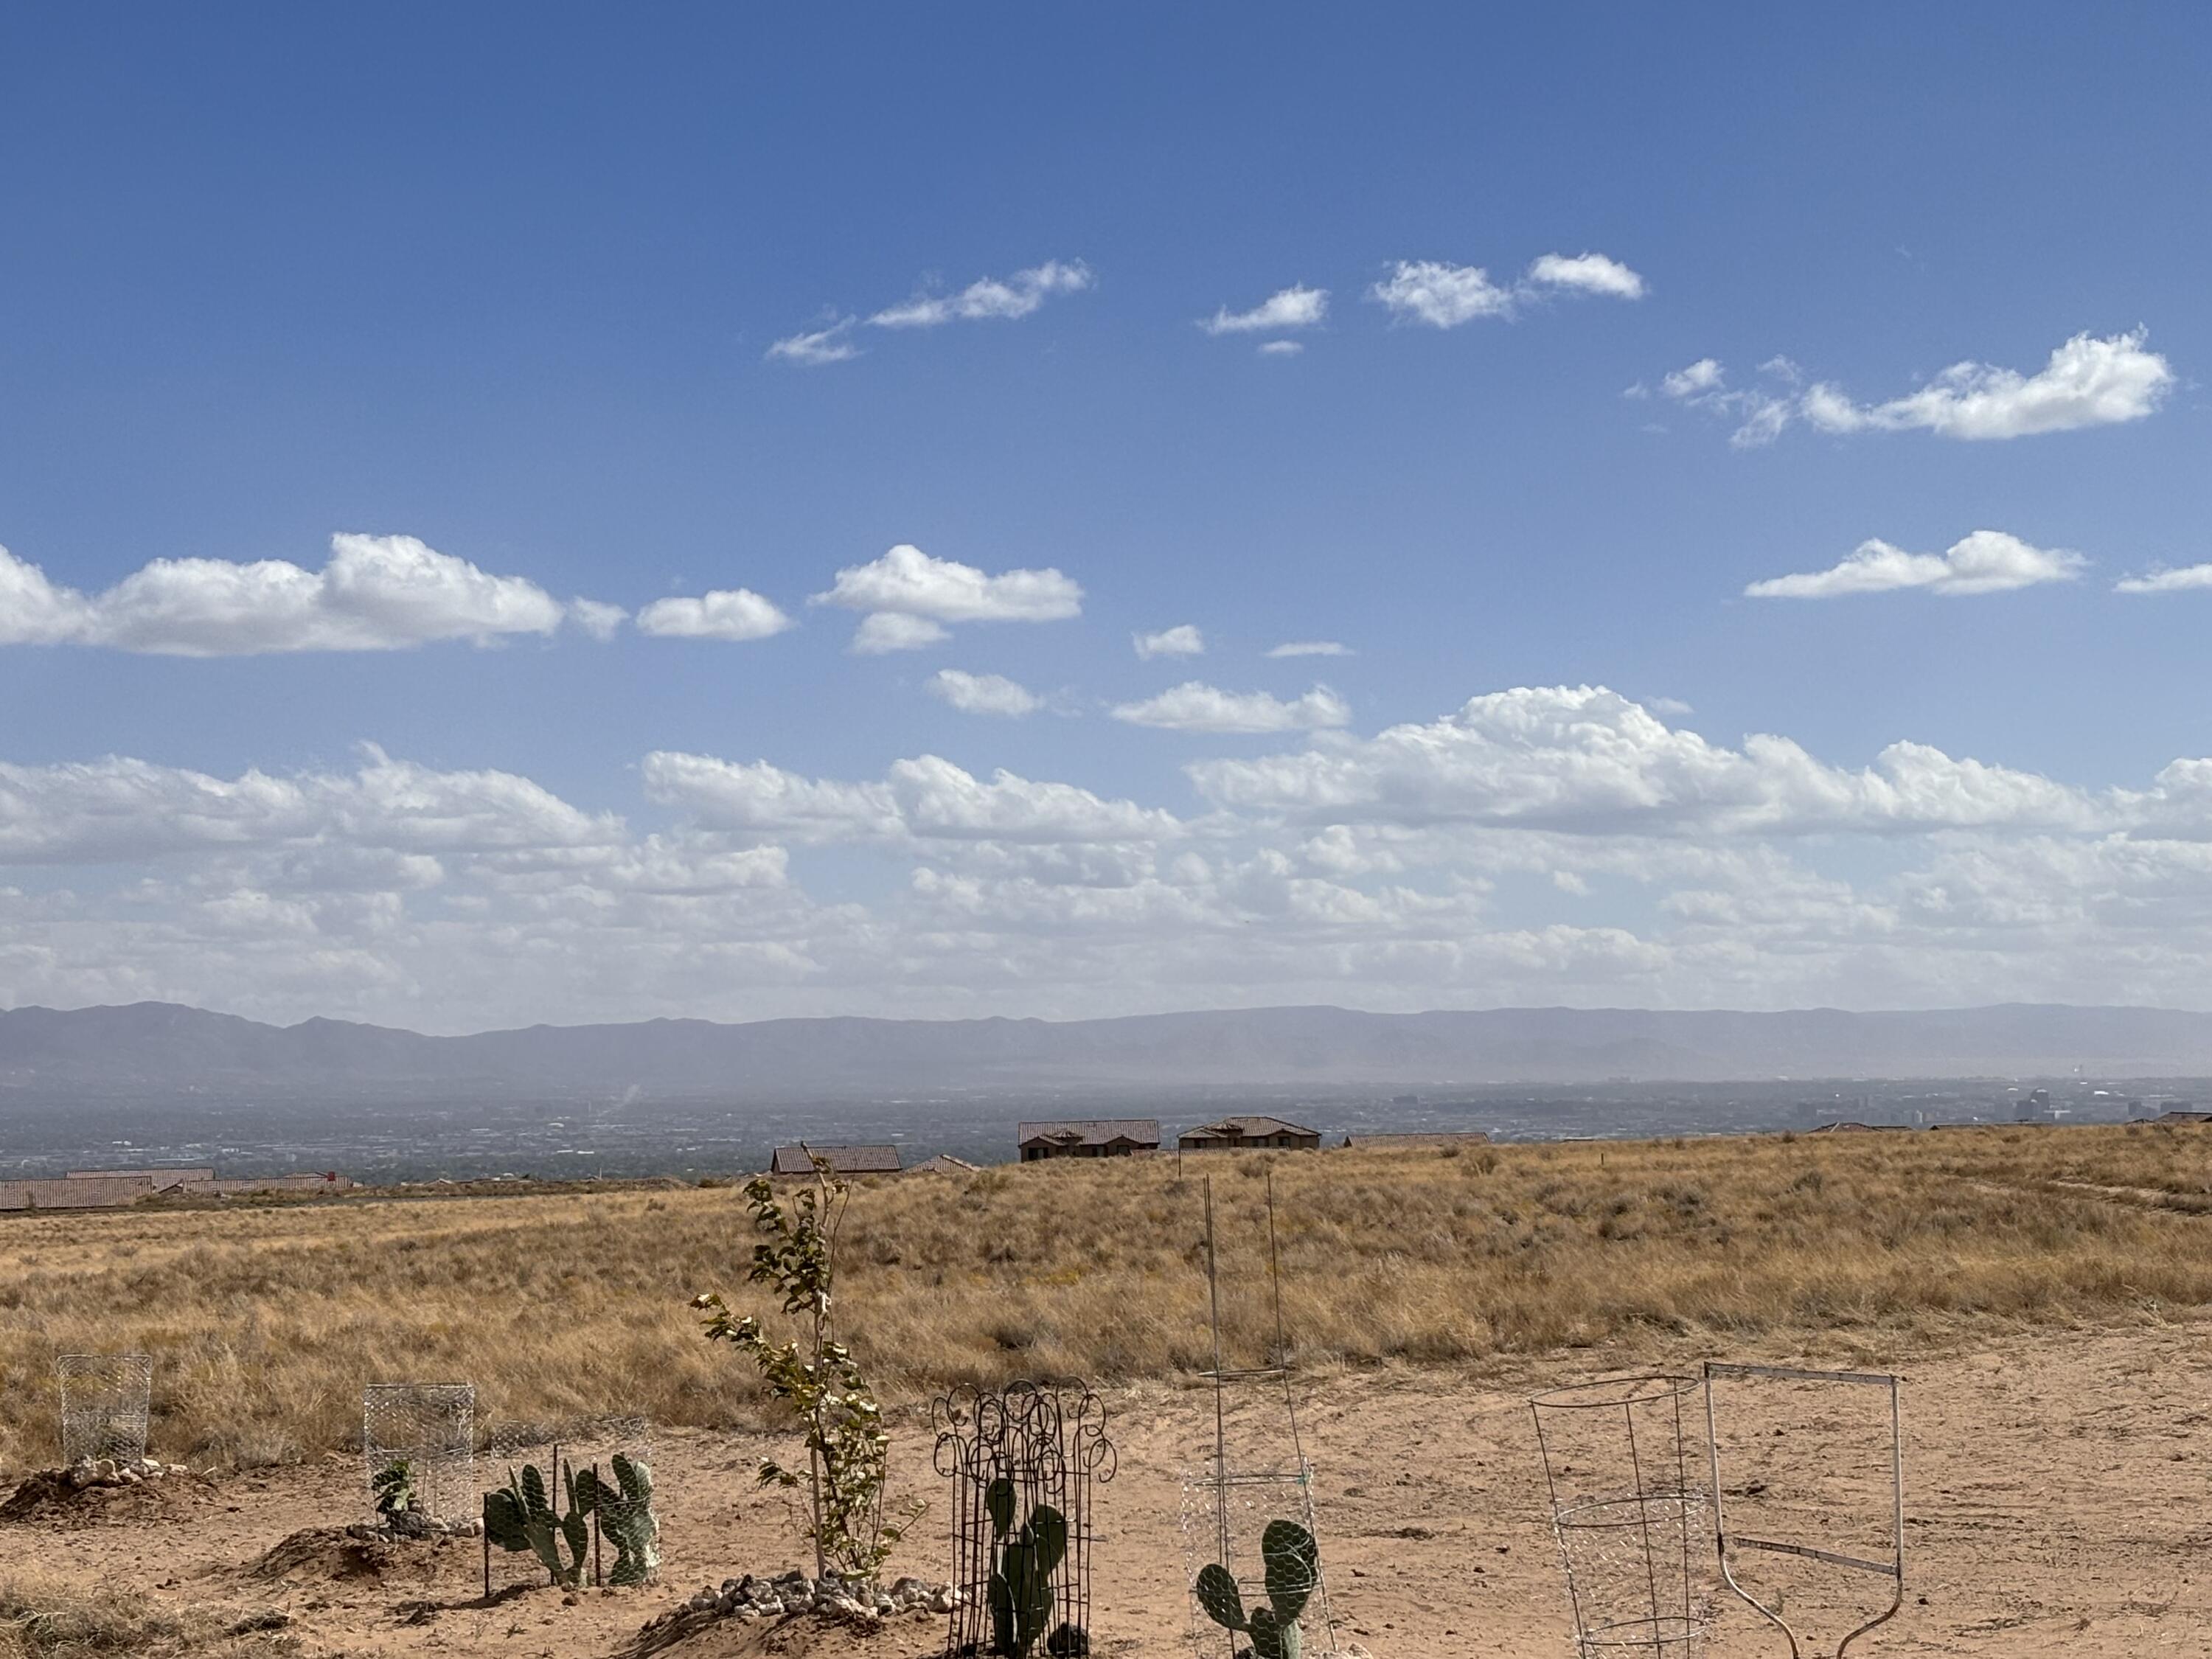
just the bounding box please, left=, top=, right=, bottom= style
left=4, top=1122, right=2212, bottom=1477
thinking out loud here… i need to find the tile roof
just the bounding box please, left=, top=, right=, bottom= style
left=768, top=1144, right=902, bottom=1175
left=1015, top=1119, right=1163, bottom=1147
left=1183, top=1115, right=1321, bottom=1139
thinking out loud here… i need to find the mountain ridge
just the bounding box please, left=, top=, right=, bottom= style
left=4, top=998, right=2212, bottom=1097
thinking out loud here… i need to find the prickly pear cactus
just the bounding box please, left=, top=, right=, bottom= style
left=984, top=1476, right=1068, bottom=1657
left=576, top=1453, right=660, bottom=1585
left=1195, top=1519, right=1318, bottom=1659
left=483, top=1461, right=590, bottom=1587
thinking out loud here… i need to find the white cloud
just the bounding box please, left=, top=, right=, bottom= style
left=766, top=318, right=861, bottom=365
left=1265, top=640, right=1352, bottom=658
left=850, top=612, right=950, bottom=654
left=1258, top=340, right=1304, bottom=358
left=635, top=588, right=794, bottom=641
left=1802, top=330, right=2172, bottom=439
left=1371, top=251, right=1643, bottom=327
left=0, top=534, right=594, bottom=655
left=1134, top=625, right=1205, bottom=659
left=1201, top=285, right=1329, bottom=335
left=567, top=599, right=627, bottom=640
left=1745, top=531, right=2086, bottom=599
left=868, top=261, right=1093, bottom=329
left=926, top=669, right=1042, bottom=717
left=1525, top=252, right=1646, bottom=300
left=1662, top=358, right=1724, bottom=398
left=1188, top=685, right=2105, bottom=837
left=2116, top=564, right=2212, bottom=596
left=815, top=544, right=1082, bottom=630
left=1666, top=332, right=2174, bottom=446
left=1369, top=260, right=1515, bottom=327
left=1110, top=681, right=1351, bottom=734
left=644, top=751, right=1177, bottom=847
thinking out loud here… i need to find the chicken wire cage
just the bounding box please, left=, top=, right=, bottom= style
left=931, top=1380, right=1116, bottom=1658
left=362, top=1382, right=476, bottom=1525
left=57, top=1352, right=153, bottom=1467
left=481, top=1414, right=661, bottom=1591
left=1530, top=1374, right=1714, bottom=1658
left=1178, top=1463, right=1335, bottom=1659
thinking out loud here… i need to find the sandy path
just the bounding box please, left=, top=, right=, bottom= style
left=10, top=1320, right=2212, bottom=1656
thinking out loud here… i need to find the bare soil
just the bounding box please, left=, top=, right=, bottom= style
left=9, top=1321, right=2212, bottom=1657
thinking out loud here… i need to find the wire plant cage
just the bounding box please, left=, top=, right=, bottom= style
left=481, top=1414, right=661, bottom=1592
left=57, top=1352, right=153, bottom=1467
left=931, top=1380, right=1116, bottom=1658
left=1531, top=1374, right=1712, bottom=1658
left=362, top=1382, right=476, bottom=1526
left=1184, top=1173, right=1340, bottom=1659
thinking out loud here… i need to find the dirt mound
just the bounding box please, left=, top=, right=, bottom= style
left=246, top=1525, right=469, bottom=1586
left=0, top=1467, right=222, bottom=1527
left=621, top=1608, right=947, bottom=1659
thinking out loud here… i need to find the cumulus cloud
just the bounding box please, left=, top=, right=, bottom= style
left=926, top=669, right=1042, bottom=717
left=1201, top=285, right=1329, bottom=335
left=1665, top=332, right=2174, bottom=446
left=1188, top=685, right=2105, bottom=837
left=867, top=261, right=1093, bottom=329
left=1370, top=261, right=1516, bottom=327
left=1371, top=251, right=1644, bottom=327
left=850, top=612, right=951, bottom=654
left=567, top=599, right=628, bottom=640
left=2114, top=564, right=2212, bottom=596
left=765, top=318, right=862, bottom=365
left=1525, top=252, right=1646, bottom=299
left=634, top=588, right=794, bottom=641
left=0, top=534, right=599, bottom=655
left=1266, top=640, right=1352, bottom=658
left=644, top=751, right=1178, bottom=846
left=815, top=546, right=1081, bottom=658
left=1745, top=531, right=2087, bottom=600
left=1110, top=681, right=1351, bottom=734
left=1134, top=625, right=1205, bottom=659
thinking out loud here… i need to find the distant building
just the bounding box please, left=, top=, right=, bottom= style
left=907, top=1153, right=981, bottom=1176
left=1177, top=1115, right=1322, bottom=1152
left=1016, top=1119, right=1161, bottom=1161
left=0, top=1169, right=351, bottom=1213
left=2014, top=1088, right=2054, bottom=1124
left=767, top=1144, right=902, bottom=1177
left=1341, top=1130, right=1490, bottom=1149
left=2157, top=1110, right=2212, bottom=1124
left=1808, top=1121, right=1913, bottom=1134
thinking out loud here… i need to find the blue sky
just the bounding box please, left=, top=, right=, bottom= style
left=3, top=5, right=2211, bottom=1029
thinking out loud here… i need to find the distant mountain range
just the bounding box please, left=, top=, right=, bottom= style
left=4, top=1000, right=2212, bottom=1099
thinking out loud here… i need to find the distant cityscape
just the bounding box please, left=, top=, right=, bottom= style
left=1, top=1075, right=2204, bottom=1188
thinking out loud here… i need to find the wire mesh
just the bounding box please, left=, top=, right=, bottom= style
left=481, top=1415, right=661, bottom=1590
left=57, top=1352, right=153, bottom=1467
left=1179, top=1462, right=1332, bottom=1659
left=363, top=1382, right=475, bottom=1526
left=931, top=1380, right=1115, bottom=1657
left=1530, top=1375, right=1712, bottom=1659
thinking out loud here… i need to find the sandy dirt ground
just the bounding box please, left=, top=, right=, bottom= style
left=10, top=1319, right=2212, bottom=1658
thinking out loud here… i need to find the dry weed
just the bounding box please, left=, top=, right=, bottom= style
left=2, top=1125, right=2211, bottom=1472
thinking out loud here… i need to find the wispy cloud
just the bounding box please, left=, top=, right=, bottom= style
left=1371, top=250, right=1645, bottom=327
left=1201, top=285, right=1329, bottom=336
left=926, top=669, right=1043, bottom=717
left=768, top=261, right=1093, bottom=364
left=1265, top=640, right=1352, bottom=658
left=2115, top=563, right=2212, bottom=596
left=1746, top=531, right=2086, bottom=599
left=869, top=260, right=1094, bottom=329
left=1663, top=331, right=2174, bottom=446
left=765, top=318, right=862, bottom=365
left=1134, top=625, right=1205, bottom=659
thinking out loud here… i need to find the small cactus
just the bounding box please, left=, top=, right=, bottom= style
left=1196, top=1520, right=1318, bottom=1659
left=371, top=1459, right=416, bottom=1522
left=984, top=1475, right=1068, bottom=1658
left=575, top=1453, right=660, bottom=1585
left=484, top=1461, right=590, bottom=1587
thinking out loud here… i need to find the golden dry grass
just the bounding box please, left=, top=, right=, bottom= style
left=4, top=1124, right=2212, bottom=1474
